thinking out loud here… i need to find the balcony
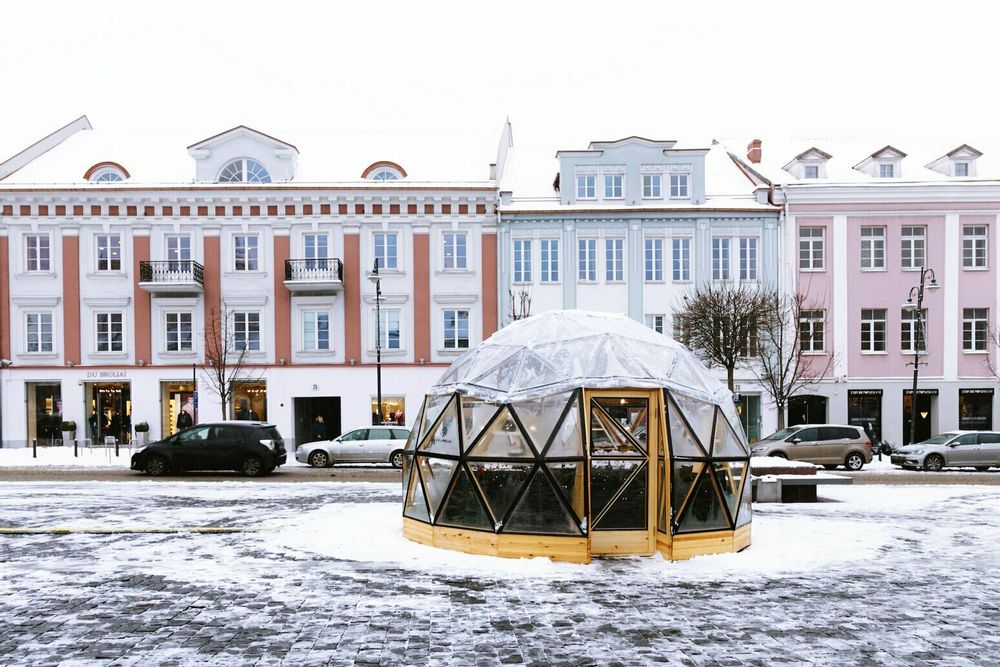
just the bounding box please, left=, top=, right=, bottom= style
left=284, top=258, right=344, bottom=294
left=138, top=261, right=205, bottom=294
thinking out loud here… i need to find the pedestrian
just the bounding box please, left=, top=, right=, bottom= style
left=312, top=416, right=327, bottom=441
left=176, top=408, right=193, bottom=432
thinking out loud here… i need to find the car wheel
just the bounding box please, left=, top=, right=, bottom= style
left=390, top=450, right=404, bottom=469
left=770, top=452, right=787, bottom=460
left=308, top=450, right=330, bottom=468
left=975, top=466, right=991, bottom=472
left=845, top=453, right=865, bottom=471
left=241, top=456, right=264, bottom=477
left=145, top=455, right=169, bottom=477
left=924, top=454, right=945, bottom=472
left=823, top=464, right=838, bottom=470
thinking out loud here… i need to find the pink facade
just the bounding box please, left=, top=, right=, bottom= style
left=957, top=214, right=997, bottom=378
left=795, top=217, right=834, bottom=379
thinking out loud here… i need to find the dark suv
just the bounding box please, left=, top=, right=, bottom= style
left=131, top=421, right=286, bottom=477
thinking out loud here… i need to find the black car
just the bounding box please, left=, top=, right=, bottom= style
left=131, top=421, right=286, bottom=477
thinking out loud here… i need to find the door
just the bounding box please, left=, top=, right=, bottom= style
left=737, top=395, right=761, bottom=444
left=902, top=394, right=933, bottom=445
left=293, top=396, right=342, bottom=450
left=587, top=391, right=658, bottom=557
left=947, top=433, right=982, bottom=466
left=977, top=433, right=1000, bottom=467
left=788, top=395, right=827, bottom=426
left=210, top=424, right=245, bottom=470
left=364, top=427, right=395, bottom=463
left=785, top=427, right=823, bottom=461
left=172, top=425, right=214, bottom=470
left=333, top=428, right=369, bottom=461
left=816, top=426, right=855, bottom=463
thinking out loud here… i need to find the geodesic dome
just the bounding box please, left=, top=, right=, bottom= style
left=402, top=310, right=752, bottom=561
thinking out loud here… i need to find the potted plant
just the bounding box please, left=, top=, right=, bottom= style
left=134, top=421, right=150, bottom=446
left=60, top=420, right=77, bottom=444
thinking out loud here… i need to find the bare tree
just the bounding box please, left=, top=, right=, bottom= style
left=201, top=307, right=262, bottom=420
left=675, top=282, right=773, bottom=390
left=508, top=286, right=532, bottom=322
left=754, top=292, right=835, bottom=429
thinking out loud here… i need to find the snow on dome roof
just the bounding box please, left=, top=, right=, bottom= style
left=432, top=310, right=735, bottom=407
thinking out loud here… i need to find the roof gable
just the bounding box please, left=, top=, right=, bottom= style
left=187, top=125, right=298, bottom=153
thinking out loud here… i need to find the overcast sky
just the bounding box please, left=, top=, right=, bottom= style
left=3, top=1, right=998, bottom=167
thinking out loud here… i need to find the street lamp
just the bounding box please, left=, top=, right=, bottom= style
left=368, top=258, right=383, bottom=426
left=903, top=267, right=939, bottom=445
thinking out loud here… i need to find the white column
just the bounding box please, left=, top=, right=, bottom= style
left=943, top=213, right=960, bottom=380
left=833, top=215, right=848, bottom=379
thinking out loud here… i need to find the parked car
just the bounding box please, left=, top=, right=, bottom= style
left=130, top=421, right=286, bottom=477
left=749, top=424, right=873, bottom=470
left=295, top=426, right=410, bottom=468
left=890, top=431, right=1000, bottom=471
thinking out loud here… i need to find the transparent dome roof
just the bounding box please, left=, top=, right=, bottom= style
left=433, top=310, right=737, bottom=416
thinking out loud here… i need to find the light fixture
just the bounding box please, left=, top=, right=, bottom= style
left=902, top=299, right=917, bottom=311
left=927, top=278, right=940, bottom=290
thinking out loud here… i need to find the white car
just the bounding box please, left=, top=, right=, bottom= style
left=295, top=426, right=410, bottom=468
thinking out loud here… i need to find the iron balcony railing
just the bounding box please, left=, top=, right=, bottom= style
left=284, top=258, right=344, bottom=283
left=139, top=260, right=205, bottom=286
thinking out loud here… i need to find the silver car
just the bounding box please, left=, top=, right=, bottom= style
left=891, top=431, right=1000, bottom=472
left=295, top=426, right=410, bottom=468
left=749, top=424, right=873, bottom=470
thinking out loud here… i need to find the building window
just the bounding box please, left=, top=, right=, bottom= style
left=645, top=314, right=665, bottom=334
left=739, top=237, right=758, bottom=281
left=901, top=226, right=926, bottom=270
left=25, top=312, right=53, bottom=353
left=443, top=309, right=470, bottom=350
left=955, top=162, right=970, bottom=177
left=302, top=311, right=330, bottom=351
left=25, top=234, right=51, bottom=272
left=799, top=310, right=825, bottom=353
left=540, top=239, right=559, bottom=283
left=375, top=309, right=401, bottom=350
left=234, top=235, right=259, bottom=271
left=861, top=309, right=887, bottom=352
left=304, top=234, right=329, bottom=269
left=644, top=238, right=663, bottom=281
left=737, top=326, right=759, bottom=358
left=513, top=239, right=532, bottom=283
left=578, top=239, right=597, bottom=281
left=89, top=167, right=125, bottom=182
left=165, top=312, right=193, bottom=352
left=963, top=225, right=988, bottom=269
left=373, top=232, right=398, bottom=270
left=605, top=238, right=624, bottom=282
left=799, top=227, right=825, bottom=271
left=96, top=234, right=122, bottom=271
left=804, top=165, right=819, bottom=179
left=673, top=316, right=688, bottom=345
left=901, top=309, right=927, bottom=353
left=860, top=226, right=886, bottom=270
left=166, top=234, right=191, bottom=270
left=218, top=158, right=271, bottom=183
left=669, top=173, right=689, bottom=198
left=232, top=312, right=261, bottom=352
left=576, top=175, right=596, bottom=199
left=96, top=312, right=124, bottom=352
left=672, top=238, right=691, bottom=281
left=643, top=174, right=662, bottom=199
left=604, top=174, right=624, bottom=199
left=963, top=308, right=989, bottom=352
left=879, top=163, right=894, bottom=178
left=443, top=232, right=468, bottom=270
left=712, top=238, right=730, bottom=281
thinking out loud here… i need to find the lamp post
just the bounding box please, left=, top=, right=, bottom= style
left=368, top=259, right=383, bottom=426
left=903, top=267, right=939, bottom=445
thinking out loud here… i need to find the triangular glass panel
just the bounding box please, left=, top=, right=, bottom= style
left=419, top=394, right=453, bottom=443
left=401, top=453, right=412, bottom=496
left=467, top=406, right=534, bottom=458
left=670, top=391, right=716, bottom=451
left=671, top=461, right=705, bottom=520
left=438, top=465, right=491, bottom=530
left=594, top=397, right=649, bottom=452
left=416, top=455, right=458, bottom=522
left=461, top=397, right=501, bottom=451
left=419, top=397, right=461, bottom=456
left=593, top=463, right=648, bottom=531
left=505, top=468, right=579, bottom=535
left=656, top=459, right=668, bottom=533
left=590, top=405, right=644, bottom=457
left=735, top=466, right=753, bottom=528
left=467, top=461, right=534, bottom=528
left=545, top=461, right=586, bottom=523
left=666, top=394, right=708, bottom=458
left=677, top=467, right=731, bottom=533
left=711, top=409, right=749, bottom=457
left=403, top=461, right=430, bottom=523
left=590, top=458, right=644, bottom=521
left=713, top=461, right=745, bottom=524
left=512, top=390, right=575, bottom=453
left=544, top=393, right=584, bottom=458
left=404, top=404, right=423, bottom=452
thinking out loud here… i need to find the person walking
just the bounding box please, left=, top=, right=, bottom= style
left=312, top=416, right=327, bottom=441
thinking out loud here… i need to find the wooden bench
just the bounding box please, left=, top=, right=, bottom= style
left=751, top=473, right=853, bottom=503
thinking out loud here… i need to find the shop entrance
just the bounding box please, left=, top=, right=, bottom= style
left=84, top=382, right=132, bottom=445
left=848, top=389, right=883, bottom=441
left=788, top=395, right=828, bottom=426
left=293, top=396, right=342, bottom=447
left=903, top=390, right=936, bottom=445
left=736, top=394, right=761, bottom=443
left=959, top=388, right=994, bottom=431
left=585, top=391, right=657, bottom=556
left=26, top=382, right=63, bottom=444
left=161, top=382, right=196, bottom=436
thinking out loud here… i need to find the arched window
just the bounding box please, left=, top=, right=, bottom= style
left=361, top=161, right=407, bottom=181
left=370, top=169, right=398, bottom=181
left=218, top=158, right=271, bottom=183
left=84, top=162, right=130, bottom=182
left=93, top=170, right=124, bottom=182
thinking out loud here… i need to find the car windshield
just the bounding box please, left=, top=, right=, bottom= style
left=761, top=427, right=798, bottom=442
left=916, top=434, right=957, bottom=445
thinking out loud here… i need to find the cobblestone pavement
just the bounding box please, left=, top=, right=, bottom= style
left=1, top=482, right=999, bottom=666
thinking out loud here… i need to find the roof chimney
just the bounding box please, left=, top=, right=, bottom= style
left=747, top=139, right=762, bottom=164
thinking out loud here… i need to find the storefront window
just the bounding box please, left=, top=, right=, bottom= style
left=959, top=389, right=993, bottom=431
left=161, top=382, right=196, bottom=434
left=232, top=382, right=267, bottom=421
left=848, top=390, right=883, bottom=441
left=85, top=382, right=132, bottom=444
left=372, top=396, right=406, bottom=426
left=26, top=382, right=62, bottom=444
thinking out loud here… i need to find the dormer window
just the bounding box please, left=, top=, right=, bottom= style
left=804, top=165, right=819, bottom=179
left=955, top=162, right=969, bottom=177
left=370, top=169, right=398, bottom=181
left=604, top=174, right=624, bottom=199
left=925, top=145, right=981, bottom=178
left=84, top=162, right=130, bottom=183
left=669, top=173, right=689, bottom=198
left=218, top=158, right=271, bottom=183
left=853, top=145, right=905, bottom=179
left=361, top=161, right=407, bottom=181
left=782, top=147, right=831, bottom=180
left=879, top=163, right=895, bottom=178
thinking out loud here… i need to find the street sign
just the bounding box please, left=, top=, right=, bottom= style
left=193, top=391, right=198, bottom=408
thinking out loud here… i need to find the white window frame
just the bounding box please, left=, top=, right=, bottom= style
left=24, top=233, right=52, bottom=273
left=95, top=234, right=122, bottom=272
left=861, top=308, right=887, bottom=353
left=798, top=309, right=825, bottom=354
left=644, top=237, right=663, bottom=282
left=605, top=238, right=624, bottom=282
left=512, top=239, right=532, bottom=284
left=963, top=308, right=989, bottom=353
left=642, top=174, right=662, bottom=199
left=539, top=238, right=560, bottom=283
left=901, top=226, right=926, bottom=271
left=233, top=234, right=260, bottom=272
left=673, top=316, right=688, bottom=345
left=878, top=162, right=895, bottom=178
left=712, top=238, right=731, bottom=281
left=95, top=311, right=125, bottom=353
left=24, top=311, right=54, bottom=354
left=373, top=232, right=399, bottom=271
left=803, top=165, right=820, bottom=179
left=671, top=237, right=691, bottom=282
left=231, top=311, right=262, bottom=352
left=164, top=311, right=194, bottom=353
left=604, top=174, right=624, bottom=200
left=442, top=309, right=471, bottom=350
left=576, top=175, right=596, bottom=200
left=644, top=314, right=666, bottom=334
left=669, top=173, right=690, bottom=198
left=799, top=227, right=825, bottom=271
left=301, top=310, right=332, bottom=352
left=900, top=308, right=927, bottom=354
left=303, top=233, right=329, bottom=266
left=739, top=237, right=758, bottom=281
left=955, top=162, right=970, bottom=177
left=442, top=231, right=468, bottom=271
left=963, top=225, right=988, bottom=270
left=860, top=226, right=886, bottom=271
left=578, top=238, right=597, bottom=282
left=374, top=308, right=403, bottom=351
left=165, top=234, right=192, bottom=265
